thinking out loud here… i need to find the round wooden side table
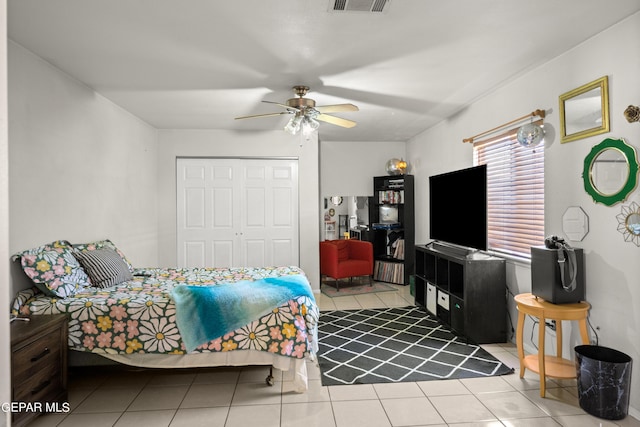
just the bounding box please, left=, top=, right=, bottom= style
left=514, top=292, right=590, bottom=397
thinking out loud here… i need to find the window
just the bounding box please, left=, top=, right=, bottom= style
left=473, top=124, right=544, bottom=259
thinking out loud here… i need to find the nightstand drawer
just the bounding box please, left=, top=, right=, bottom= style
left=13, top=365, right=63, bottom=402
left=12, top=330, right=62, bottom=381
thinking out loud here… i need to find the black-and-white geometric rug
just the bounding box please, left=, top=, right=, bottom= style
left=318, top=306, right=514, bottom=386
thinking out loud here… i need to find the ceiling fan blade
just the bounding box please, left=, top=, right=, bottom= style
left=315, top=103, right=359, bottom=113
left=235, top=111, right=293, bottom=120
left=262, top=100, right=298, bottom=110
left=316, top=114, right=357, bottom=128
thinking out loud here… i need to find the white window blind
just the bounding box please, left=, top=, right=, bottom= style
left=473, top=123, right=544, bottom=259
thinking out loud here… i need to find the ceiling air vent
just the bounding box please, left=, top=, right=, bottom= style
left=330, top=0, right=390, bottom=13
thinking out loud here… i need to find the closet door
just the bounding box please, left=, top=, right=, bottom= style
left=177, top=158, right=299, bottom=268
left=240, top=159, right=298, bottom=267
left=177, top=158, right=239, bottom=267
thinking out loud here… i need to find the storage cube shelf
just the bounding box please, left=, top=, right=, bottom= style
left=415, top=244, right=507, bottom=344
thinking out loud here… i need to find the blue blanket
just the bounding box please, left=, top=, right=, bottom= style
left=171, top=274, right=314, bottom=352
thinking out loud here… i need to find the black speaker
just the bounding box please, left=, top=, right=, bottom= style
left=531, top=246, right=585, bottom=304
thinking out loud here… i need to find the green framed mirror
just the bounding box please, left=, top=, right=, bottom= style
left=582, top=138, right=639, bottom=206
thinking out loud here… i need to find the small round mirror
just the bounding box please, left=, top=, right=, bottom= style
left=626, top=213, right=640, bottom=235
left=583, top=138, right=639, bottom=206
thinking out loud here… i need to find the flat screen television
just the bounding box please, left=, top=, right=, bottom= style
left=429, top=164, right=487, bottom=251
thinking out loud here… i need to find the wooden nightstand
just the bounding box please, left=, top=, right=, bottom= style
left=10, top=314, right=68, bottom=427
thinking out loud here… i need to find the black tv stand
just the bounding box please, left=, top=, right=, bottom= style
left=415, top=244, right=507, bottom=343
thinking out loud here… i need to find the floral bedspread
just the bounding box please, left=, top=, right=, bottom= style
left=11, top=266, right=318, bottom=359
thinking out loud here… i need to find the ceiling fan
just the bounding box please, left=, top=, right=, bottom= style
left=234, top=86, right=359, bottom=136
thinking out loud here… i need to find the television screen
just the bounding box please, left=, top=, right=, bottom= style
left=429, top=165, right=487, bottom=251
left=379, top=205, right=399, bottom=223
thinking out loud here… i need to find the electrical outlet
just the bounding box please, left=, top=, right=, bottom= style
left=545, top=320, right=556, bottom=331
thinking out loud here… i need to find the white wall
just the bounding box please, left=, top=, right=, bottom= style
left=0, top=2, right=10, bottom=425
left=8, top=41, right=159, bottom=296
left=320, top=140, right=406, bottom=238
left=408, top=12, right=640, bottom=415
left=320, top=140, right=407, bottom=197
left=156, top=129, right=321, bottom=291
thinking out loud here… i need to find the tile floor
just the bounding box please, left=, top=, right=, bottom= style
left=28, top=283, right=639, bottom=427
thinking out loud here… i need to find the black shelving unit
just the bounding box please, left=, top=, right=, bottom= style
left=415, top=243, right=507, bottom=344
left=369, top=175, right=414, bottom=285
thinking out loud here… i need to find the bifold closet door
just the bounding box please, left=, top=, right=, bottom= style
left=176, top=158, right=299, bottom=268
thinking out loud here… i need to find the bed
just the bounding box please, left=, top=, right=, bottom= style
left=11, top=240, right=319, bottom=392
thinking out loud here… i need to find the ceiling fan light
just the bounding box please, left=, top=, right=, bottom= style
left=284, top=115, right=303, bottom=135
left=306, top=116, right=320, bottom=130
left=302, top=116, right=320, bottom=139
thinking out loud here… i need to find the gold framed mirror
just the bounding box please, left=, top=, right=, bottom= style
left=559, top=76, right=609, bottom=143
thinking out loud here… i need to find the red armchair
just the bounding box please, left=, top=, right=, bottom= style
left=320, top=239, right=374, bottom=291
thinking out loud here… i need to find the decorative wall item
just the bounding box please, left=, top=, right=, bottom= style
left=562, top=206, right=589, bottom=241
left=559, top=76, right=610, bottom=143
left=616, top=202, right=640, bottom=246
left=516, top=122, right=545, bottom=148
left=385, top=158, right=407, bottom=175
left=624, top=105, right=640, bottom=123
left=582, top=138, right=638, bottom=206
left=330, top=196, right=343, bottom=206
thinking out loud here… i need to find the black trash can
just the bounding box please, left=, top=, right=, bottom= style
left=574, top=345, right=632, bottom=420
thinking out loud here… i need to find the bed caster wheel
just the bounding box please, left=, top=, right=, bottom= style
left=265, top=375, right=274, bottom=386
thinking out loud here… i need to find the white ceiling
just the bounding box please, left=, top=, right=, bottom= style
left=8, top=0, right=640, bottom=142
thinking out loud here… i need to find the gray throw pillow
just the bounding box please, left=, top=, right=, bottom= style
left=75, top=247, right=133, bottom=288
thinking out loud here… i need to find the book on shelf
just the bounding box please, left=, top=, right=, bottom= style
left=392, top=239, right=405, bottom=260
left=374, top=260, right=404, bottom=284
left=377, top=190, right=404, bottom=204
